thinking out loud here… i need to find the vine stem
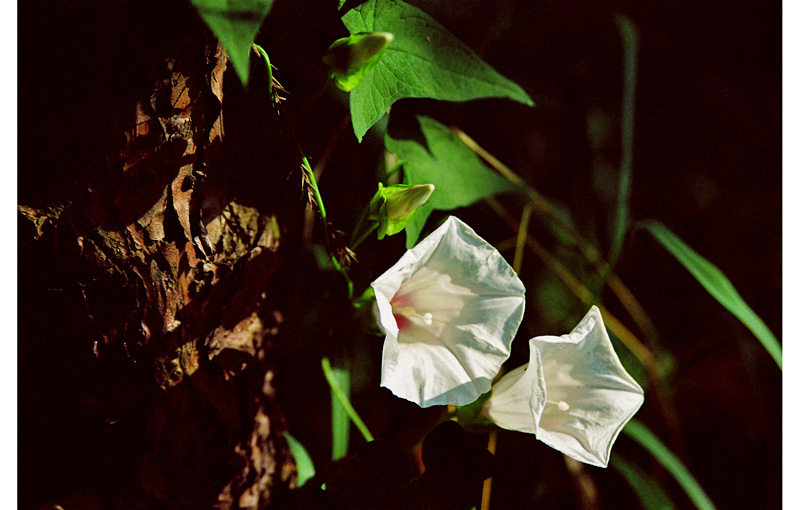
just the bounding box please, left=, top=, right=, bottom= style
left=254, top=47, right=354, bottom=296
left=301, top=156, right=327, bottom=220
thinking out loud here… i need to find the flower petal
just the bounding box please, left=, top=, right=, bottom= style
left=481, top=347, right=546, bottom=434
left=532, top=306, right=644, bottom=467
left=372, top=216, right=526, bottom=407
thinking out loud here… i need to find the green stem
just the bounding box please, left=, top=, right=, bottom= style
left=322, top=357, right=374, bottom=443
left=255, top=46, right=352, bottom=297
left=350, top=222, right=377, bottom=250
left=385, top=161, right=403, bottom=179
left=301, top=156, right=327, bottom=220
left=253, top=44, right=275, bottom=104
left=302, top=157, right=353, bottom=298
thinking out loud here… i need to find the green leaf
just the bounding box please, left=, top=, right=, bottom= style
left=191, top=0, right=274, bottom=87
left=640, top=220, right=782, bottom=369
left=402, top=200, right=433, bottom=248
left=611, top=455, right=675, bottom=510
left=341, top=0, right=533, bottom=141
left=284, top=432, right=316, bottom=488
left=385, top=115, right=520, bottom=247
left=623, top=419, right=716, bottom=510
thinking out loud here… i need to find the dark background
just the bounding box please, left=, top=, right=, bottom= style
left=19, top=0, right=781, bottom=508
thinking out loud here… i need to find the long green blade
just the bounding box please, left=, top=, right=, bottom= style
left=609, top=14, right=638, bottom=264
left=322, top=357, right=374, bottom=461
left=623, top=420, right=715, bottom=510
left=641, top=220, right=781, bottom=369
left=611, top=455, right=676, bottom=510
left=284, top=432, right=316, bottom=488
left=330, top=363, right=350, bottom=460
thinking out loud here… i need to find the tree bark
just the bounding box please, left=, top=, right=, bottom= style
left=19, top=2, right=306, bottom=508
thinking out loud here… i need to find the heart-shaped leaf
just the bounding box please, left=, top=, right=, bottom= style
left=341, top=0, right=533, bottom=140
left=385, top=114, right=521, bottom=247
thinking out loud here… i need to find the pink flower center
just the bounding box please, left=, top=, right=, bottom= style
left=390, top=294, right=433, bottom=331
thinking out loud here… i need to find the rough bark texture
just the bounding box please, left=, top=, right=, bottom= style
left=19, top=2, right=307, bottom=508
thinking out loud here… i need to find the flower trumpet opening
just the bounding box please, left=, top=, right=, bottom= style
left=371, top=216, right=526, bottom=408
left=481, top=306, right=644, bottom=467
left=386, top=266, right=468, bottom=340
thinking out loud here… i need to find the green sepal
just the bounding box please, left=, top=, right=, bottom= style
left=456, top=390, right=495, bottom=432
left=352, top=287, right=383, bottom=336
left=323, top=32, right=394, bottom=92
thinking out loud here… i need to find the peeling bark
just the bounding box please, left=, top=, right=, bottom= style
left=19, top=4, right=308, bottom=508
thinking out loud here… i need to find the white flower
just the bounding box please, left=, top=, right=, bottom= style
left=481, top=306, right=644, bottom=467
left=371, top=216, right=526, bottom=408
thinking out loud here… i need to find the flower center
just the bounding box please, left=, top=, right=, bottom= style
left=394, top=306, right=434, bottom=325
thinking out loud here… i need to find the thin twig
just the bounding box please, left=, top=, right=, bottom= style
left=564, top=456, right=600, bottom=510
left=312, top=113, right=352, bottom=182
left=485, top=197, right=684, bottom=452
left=513, top=203, right=534, bottom=275
left=480, top=431, right=498, bottom=510
left=452, top=127, right=661, bottom=350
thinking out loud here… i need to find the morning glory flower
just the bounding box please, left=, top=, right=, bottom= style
left=481, top=306, right=644, bottom=467
left=371, top=216, right=526, bottom=408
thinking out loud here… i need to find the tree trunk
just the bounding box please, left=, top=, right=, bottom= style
left=19, top=2, right=307, bottom=508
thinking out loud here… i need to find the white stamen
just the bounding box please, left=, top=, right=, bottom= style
left=547, top=400, right=570, bottom=411
left=395, top=306, right=435, bottom=325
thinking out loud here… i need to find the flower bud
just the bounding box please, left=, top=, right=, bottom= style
left=323, top=32, right=394, bottom=91
left=370, top=183, right=434, bottom=239
left=384, top=183, right=435, bottom=221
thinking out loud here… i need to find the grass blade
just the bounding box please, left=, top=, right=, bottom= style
left=610, top=14, right=638, bottom=264
left=640, top=220, right=781, bottom=369
left=284, top=432, right=316, bottom=488
left=330, top=362, right=350, bottom=461
left=611, top=455, right=676, bottom=510
left=623, top=419, right=715, bottom=510
left=322, top=357, right=374, bottom=461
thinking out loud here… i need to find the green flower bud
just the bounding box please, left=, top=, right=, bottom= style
left=371, top=183, right=435, bottom=239
left=323, top=32, right=394, bottom=92
left=384, top=183, right=435, bottom=221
